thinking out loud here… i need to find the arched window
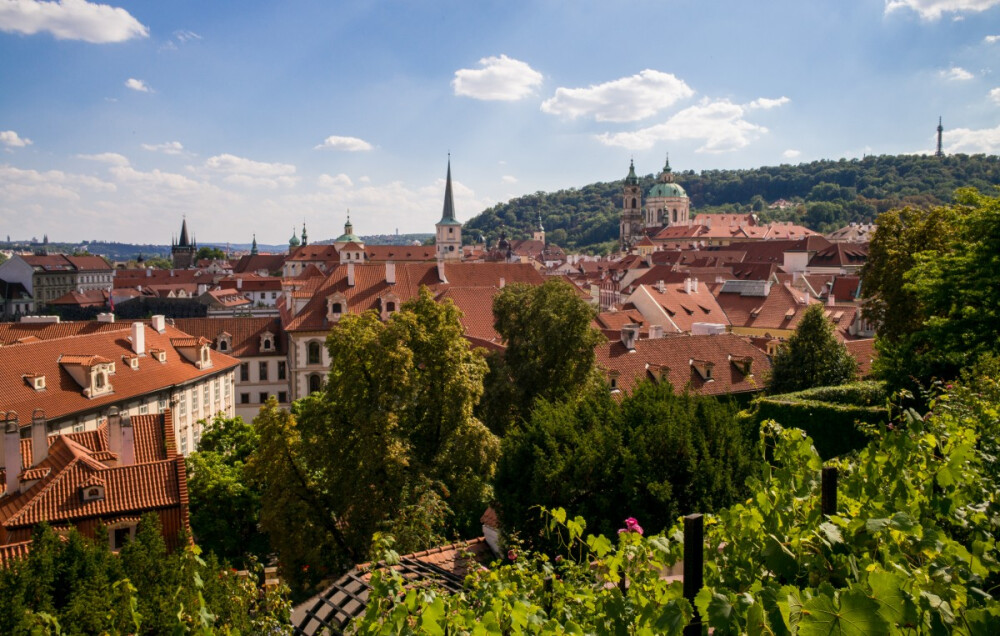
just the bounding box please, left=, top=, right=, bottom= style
left=631, top=197, right=637, bottom=209
left=219, top=340, right=228, bottom=351
left=308, top=341, right=322, bottom=365
left=386, top=301, right=396, bottom=312
left=331, top=302, right=342, bottom=314
left=95, top=373, right=105, bottom=389
left=309, top=374, right=322, bottom=393
left=673, top=209, right=678, bottom=223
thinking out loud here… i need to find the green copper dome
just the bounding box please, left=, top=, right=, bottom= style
left=334, top=214, right=362, bottom=244
left=648, top=182, right=687, bottom=198
left=289, top=227, right=301, bottom=247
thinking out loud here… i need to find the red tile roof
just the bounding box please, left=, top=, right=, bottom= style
left=234, top=253, right=287, bottom=275
left=22, top=254, right=112, bottom=272
left=435, top=287, right=502, bottom=344
left=631, top=281, right=731, bottom=333
left=363, top=245, right=438, bottom=261
left=807, top=243, right=868, bottom=269
left=596, top=333, right=771, bottom=396
left=844, top=339, right=876, bottom=377
left=0, top=323, right=239, bottom=423
left=172, top=317, right=285, bottom=357
left=48, top=289, right=110, bottom=307
left=0, top=321, right=135, bottom=345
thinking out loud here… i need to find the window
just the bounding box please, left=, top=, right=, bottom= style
left=278, top=391, right=287, bottom=403
left=308, top=342, right=322, bottom=365
left=214, top=380, right=220, bottom=402
left=178, top=394, right=186, bottom=415
left=259, top=392, right=269, bottom=403
left=191, top=390, right=199, bottom=411
left=673, top=209, right=678, bottom=223
left=331, top=302, right=342, bottom=314
left=278, top=361, right=286, bottom=380
left=219, top=340, right=228, bottom=351
left=203, top=384, right=210, bottom=406
left=259, top=361, right=268, bottom=381
left=180, top=437, right=188, bottom=455
left=309, top=374, right=322, bottom=393
left=240, top=363, right=249, bottom=382
left=240, top=393, right=250, bottom=404
left=158, top=395, right=168, bottom=412
left=631, top=197, right=637, bottom=209
left=111, top=526, right=135, bottom=551
left=139, top=404, right=148, bottom=415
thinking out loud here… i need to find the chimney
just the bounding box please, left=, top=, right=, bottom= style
left=649, top=324, right=664, bottom=339
left=108, top=407, right=122, bottom=458
left=146, top=267, right=152, bottom=278
left=137, top=284, right=142, bottom=293
left=131, top=322, right=145, bottom=355
left=31, top=409, right=47, bottom=468
left=693, top=278, right=699, bottom=293
left=437, top=260, right=448, bottom=284
left=656, top=280, right=666, bottom=293
left=120, top=413, right=135, bottom=466
left=151, top=315, right=166, bottom=333
left=197, top=283, right=207, bottom=296
left=828, top=294, right=835, bottom=307
left=3, top=415, right=19, bottom=495
left=96, top=312, right=115, bottom=323
left=385, top=261, right=396, bottom=285
left=347, top=262, right=355, bottom=287
left=499, top=277, right=505, bottom=289
left=621, top=324, right=640, bottom=351
left=685, top=278, right=692, bottom=294
left=236, top=278, right=243, bottom=290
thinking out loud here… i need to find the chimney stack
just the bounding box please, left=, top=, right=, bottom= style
left=828, top=294, right=835, bottom=307
left=3, top=414, right=20, bottom=495
left=131, top=321, right=145, bottom=355
left=437, top=260, right=448, bottom=284
left=693, top=278, right=699, bottom=293
left=385, top=261, right=396, bottom=285
left=684, top=278, right=692, bottom=294
left=108, top=407, right=122, bottom=459
left=499, top=277, right=505, bottom=289
left=31, top=409, right=47, bottom=468
left=120, top=413, right=135, bottom=466
left=347, top=262, right=355, bottom=287
left=656, top=280, right=666, bottom=294
left=649, top=325, right=664, bottom=339
left=96, top=312, right=115, bottom=323
left=236, top=278, right=243, bottom=290
left=151, top=315, right=166, bottom=333
left=621, top=324, right=641, bottom=351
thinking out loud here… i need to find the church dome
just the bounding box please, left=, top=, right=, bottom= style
left=648, top=182, right=687, bottom=198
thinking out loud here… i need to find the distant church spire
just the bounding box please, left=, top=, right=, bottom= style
left=251, top=234, right=258, bottom=255
left=301, top=221, right=308, bottom=246
left=935, top=117, right=944, bottom=158
left=178, top=217, right=191, bottom=247
left=440, top=156, right=457, bottom=224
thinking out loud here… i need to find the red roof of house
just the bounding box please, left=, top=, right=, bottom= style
left=596, top=333, right=771, bottom=396
left=808, top=243, right=868, bottom=269
left=363, top=245, right=438, bottom=262
left=233, top=253, right=287, bottom=275
left=844, top=339, right=876, bottom=377
left=173, top=317, right=285, bottom=357
left=23, top=254, right=111, bottom=272
left=47, top=289, right=110, bottom=307
left=631, top=281, right=731, bottom=333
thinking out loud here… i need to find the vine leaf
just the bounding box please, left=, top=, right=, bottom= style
left=798, top=588, right=888, bottom=636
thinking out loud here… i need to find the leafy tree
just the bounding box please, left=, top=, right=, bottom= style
left=143, top=256, right=173, bottom=269
left=196, top=246, right=227, bottom=261
left=186, top=415, right=269, bottom=567
left=248, top=287, right=499, bottom=593
left=495, top=380, right=752, bottom=542
left=768, top=303, right=858, bottom=394
left=481, top=279, right=605, bottom=434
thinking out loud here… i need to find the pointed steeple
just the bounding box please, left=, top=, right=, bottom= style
left=439, top=157, right=460, bottom=225
left=178, top=217, right=191, bottom=247
left=936, top=117, right=944, bottom=158
left=301, top=221, right=308, bottom=246
left=537, top=213, right=544, bottom=232
left=625, top=159, right=639, bottom=185
left=251, top=234, right=258, bottom=255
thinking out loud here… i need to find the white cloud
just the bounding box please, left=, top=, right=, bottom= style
left=540, top=70, right=694, bottom=123
left=142, top=141, right=184, bottom=155
left=943, top=123, right=1000, bottom=153
left=0, top=0, right=148, bottom=43
left=203, top=153, right=298, bottom=189
left=314, top=135, right=373, bottom=152
left=940, top=66, right=974, bottom=81
left=990, top=87, right=1000, bottom=104
left=125, top=78, right=151, bottom=92
left=452, top=54, right=543, bottom=101
left=501, top=175, right=518, bottom=184
left=174, top=29, right=200, bottom=43
left=783, top=149, right=802, bottom=159
left=0, top=163, right=115, bottom=201
left=986, top=35, right=1000, bottom=43
left=78, top=151, right=129, bottom=166
left=885, top=0, right=1000, bottom=20
left=0, top=130, right=32, bottom=148
left=596, top=98, right=780, bottom=153
left=318, top=173, right=352, bottom=188
left=748, top=96, right=791, bottom=110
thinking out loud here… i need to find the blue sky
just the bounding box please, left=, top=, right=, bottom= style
left=1, top=0, right=999, bottom=245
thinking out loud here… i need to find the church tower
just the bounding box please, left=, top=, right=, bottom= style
left=645, top=155, right=690, bottom=228
left=935, top=117, right=944, bottom=158
left=620, top=160, right=644, bottom=252
left=436, top=158, right=462, bottom=261
left=532, top=213, right=545, bottom=244
left=171, top=217, right=196, bottom=269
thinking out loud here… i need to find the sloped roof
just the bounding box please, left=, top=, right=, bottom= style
left=807, top=243, right=868, bottom=268
left=364, top=245, right=437, bottom=262
left=717, top=282, right=812, bottom=330
left=233, top=253, right=287, bottom=275
left=48, top=289, right=109, bottom=307
left=844, top=339, right=876, bottom=377
left=830, top=275, right=862, bottom=302
left=173, top=317, right=285, bottom=357
left=435, top=286, right=501, bottom=344
left=596, top=333, right=770, bottom=396
left=632, top=281, right=731, bottom=333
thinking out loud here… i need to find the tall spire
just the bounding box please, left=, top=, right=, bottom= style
left=178, top=217, right=190, bottom=247
left=301, top=221, right=308, bottom=246
left=935, top=117, right=944, bottom=158
left=251, top=234, right=258, bottom=255
left=625, top=159, right=639, bottom=185
left=344, top=210, right=353, bottom=235
left=440, top=155, right=458, bottom=224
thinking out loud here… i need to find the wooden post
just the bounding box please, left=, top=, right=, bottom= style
left=822, top=466, right=838, bottom=516
left=683, top=513, right=704, bottom=636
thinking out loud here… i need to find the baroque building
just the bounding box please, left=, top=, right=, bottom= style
left=619, top=157, right=691, bottom=251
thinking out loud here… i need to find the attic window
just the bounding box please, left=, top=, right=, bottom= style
left=832, top=311, right=844, bottom=321
left=608, top=370, right=621, bottom=392
left=260, top=332, right=275, bottom=352
left=729, top=355, right=753, bottom=376
left=690, top=359, right=715, bottom=381
left=647, top=363, right=669, bottom=384
left=200, top=345, right=212, bottom=367
left=784, top=308, right=795, bottom=320
left=123, top=355, right=139, bottom=370
left=24, top=374, right=46, bottom=391
left=150, top=348, right=167, bottom=363
left=81, top=484, right=105, bottom=502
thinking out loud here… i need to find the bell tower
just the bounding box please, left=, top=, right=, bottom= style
left=435, top=157, right=463, bottom=261
left=620, top=160, right=643, bottom=252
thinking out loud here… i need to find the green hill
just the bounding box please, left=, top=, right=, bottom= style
left=464, top=153, right=1000, bottom=254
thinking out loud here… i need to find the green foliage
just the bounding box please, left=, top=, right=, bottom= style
left=495, top=380, right=754, bottom=542
left=359, top=376, right=1000, bottom=634
left=195, top=246, right=227, bottom=261
left=740, top=381, right=888, bottom=459
left=0, top=516, right=291, bottom=635
left=480, top=279, right=605, bottom=434
left=769, top=303, right=858, bottom=394
left=248, top=287, right=499, bottom=594
left=142, top=256, right=173, bottom=270
left=186, top=415, right=269, bottom=568
left=464, top=154, right=1000, bottom=251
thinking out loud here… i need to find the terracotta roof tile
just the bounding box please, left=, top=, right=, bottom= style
left=173, top=317, right=285, bottom=357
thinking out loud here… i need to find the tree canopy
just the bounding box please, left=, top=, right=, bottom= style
left=247, top=287, right=499, bottom=592
left=768, top=303, right=858, bottom=394
left=195, top=246, right=227, bottom=261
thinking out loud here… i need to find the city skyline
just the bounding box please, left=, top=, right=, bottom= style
left=1, top=0, right=999, bottom=243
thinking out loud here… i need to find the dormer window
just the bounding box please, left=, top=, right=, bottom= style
left=647, top=363, right=669, bottom=384
left=122, top=355, right=139, bottom=370
left=260, top=331, right=275, bottom=352
left=729, top=355, right=753, bottom=376
left=327, top=293, right=347, bottom=322
left=380, top=293, right=401, bottom=321
left=217, top=332, right=232, bottom=352
left=24, top=374, right=46, bottom=391
left=150, top=348, right=167, bottom=363
left=690, top=359, right=715, bottom=382
left=609, top=370, right=621, bottom=392
left=200, top=344, right=212, bottom=368
left=81, top=483, right=105, bottom=502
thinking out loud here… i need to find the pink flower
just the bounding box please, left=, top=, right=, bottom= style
left=618, top=517, right=643, bottom=536
left=507, top=549, right=517, bottom=562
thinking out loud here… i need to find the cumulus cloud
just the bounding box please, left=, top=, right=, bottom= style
left=78, top=151, right=130, bottom=166
left=0, top=0, right=148, bottom=43
left=0, top=130, right=32, bottom=148
left=540, top=70, right=694, bottom=123
left=501, top=175, right=518, bottom=184
left=943, top=123, right=1000, bottom=153
left=783, top=149, right=802, bottom=159
left=986, top=35, right=1000, bottom=43
left=318, top=173, right=352, bottom=188
left=142, top=141, right=184, bottom=155
left=125, top=78, right=151, bottom=92
left=596, top=98, right=782, bottom=153
left=748, top=96, right=791, bottom=110
left=452, top=54, right=543, bottom=101
left=885, top=0, right=1000, bottom=20
left=314, top=135, right=373, bottom=152
left=203, top=153, right=298, bottom=188
left=991, top=87, right=1000, bottom=104
left=0, top=164, right=114, bottom=201
left=940, top=66, right=974, bottom=81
